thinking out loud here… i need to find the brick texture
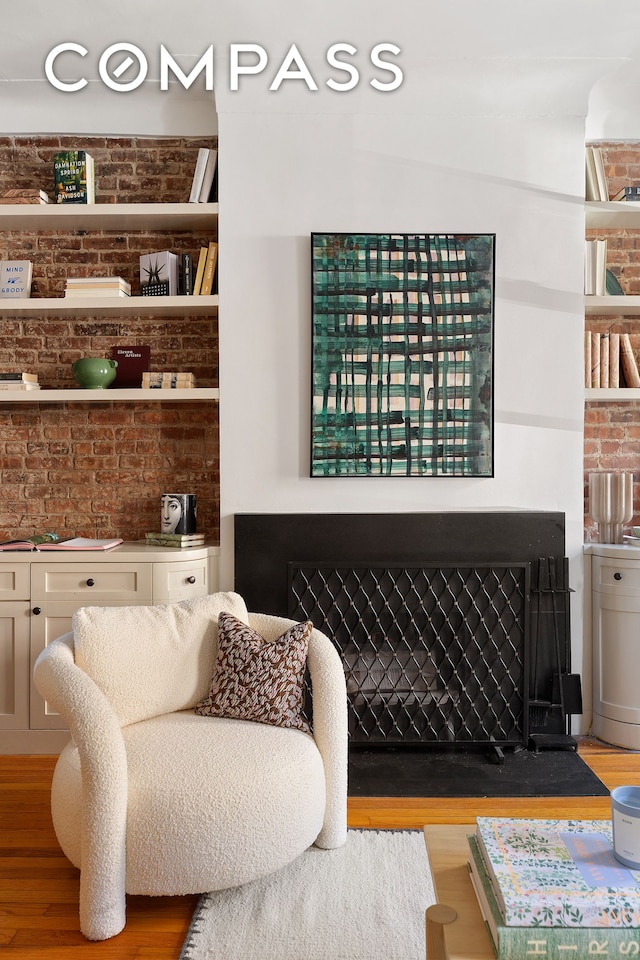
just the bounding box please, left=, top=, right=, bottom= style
left=585, top=141, right=640, bottom=541
left=0, top=136, right=220, bottom=543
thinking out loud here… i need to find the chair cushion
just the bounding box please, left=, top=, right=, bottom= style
left=51, top=711, right=326, bottom=895
left=195, top=612, right=312, bottom=732
left=73, top=592, right=249, bottom=726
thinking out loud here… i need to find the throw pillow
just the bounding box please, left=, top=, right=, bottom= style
left=195, top=611, right=313, bottom=732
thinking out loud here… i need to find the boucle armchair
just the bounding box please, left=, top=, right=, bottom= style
left=33, top=591, right=348, bottom=941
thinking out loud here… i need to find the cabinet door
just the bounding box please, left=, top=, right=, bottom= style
left=593, top=588, right=640, bottom=727
left=0, top=601, right=30, bottom=730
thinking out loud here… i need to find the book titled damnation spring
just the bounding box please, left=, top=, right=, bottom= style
left=53, top=150, right=95, bottom=204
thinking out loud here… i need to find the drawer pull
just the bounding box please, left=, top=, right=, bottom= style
left=187, top=576, right=196, bottom=584
left=614, top=572, right=623, bottom=581
left=32, top=607, right=41, bottom=616
left=86, top=578, right=96, bottom=587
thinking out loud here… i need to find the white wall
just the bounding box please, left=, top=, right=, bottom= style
left=4, top=0, right=640, bottom=733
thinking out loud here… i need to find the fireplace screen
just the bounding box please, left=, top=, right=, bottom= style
left=289, top=562, right=530, bottom=747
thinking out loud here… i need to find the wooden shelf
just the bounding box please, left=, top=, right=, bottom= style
left=0, top=295, right=218, bottom=317
left=0, top=202, right=218, bottom=231
left=585, top=295, right=640, bottom=315
left=585, top=388, right=640, bottom=402
left=0, top=387, right=220, bottom=403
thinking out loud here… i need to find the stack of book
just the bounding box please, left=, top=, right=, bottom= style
left=188, top=147, right=218, bottom=203
left=467, top=817, right=640, bottom=957
left=0, top=188, right=49, bottom=204
left=586, top=332, right=640, bottom=388
left=141, top=372, right=196, bottom=389
left=145, top=532, right=205, bottom=549
left=64, top=276, right=132, bottom=298
left=0, top=371, right=40, bottom=391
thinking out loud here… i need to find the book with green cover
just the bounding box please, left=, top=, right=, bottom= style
left=468, top=835, right=640, bottom=958
left=53, top=150, right=95, bottom=204
left=475, top=817, right=640, bottom=929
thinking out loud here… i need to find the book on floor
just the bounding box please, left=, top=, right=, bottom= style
left=474, top=817, right=640, bottom=929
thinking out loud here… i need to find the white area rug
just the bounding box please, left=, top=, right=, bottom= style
left=179, top=829, right=435, bottom=960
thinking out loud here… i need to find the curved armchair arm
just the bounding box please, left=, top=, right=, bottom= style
left=33, top=634, right=128, bottom=940
left=248, top=613, right=348, bottom=848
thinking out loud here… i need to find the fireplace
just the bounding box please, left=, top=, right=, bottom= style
left=234, top=512, right=573, bottom=748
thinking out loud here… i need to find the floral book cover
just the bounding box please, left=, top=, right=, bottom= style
left=475, top=817, right=640, bottom=927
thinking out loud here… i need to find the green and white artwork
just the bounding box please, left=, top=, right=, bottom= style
left=311, top=233, right=494, bottom=477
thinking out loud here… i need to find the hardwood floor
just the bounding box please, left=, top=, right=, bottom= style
left=1, top=738, right=639, bottom=957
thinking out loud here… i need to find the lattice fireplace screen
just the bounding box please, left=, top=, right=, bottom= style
left=289, top=562, right=530, bottom=747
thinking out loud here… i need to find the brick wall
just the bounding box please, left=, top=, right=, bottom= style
left=0, top=136, right=220, bottom=543
left=585, top=140, right=640, bottom=541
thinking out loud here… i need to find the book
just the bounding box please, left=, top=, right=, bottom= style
left=0, top=534, right=121, bottom=551
left=139, top=251, right=178, bottom=296
left=110, top=345, right=151, bottom=388
left=198, top=149, right=218, bottom=202
left=468, top=834, right=640, bottom=958
left=200, top=241, right=218, bottom=296
left=0, top=372, right=38, bottom=382
left=141, top=371, right=196, bottom=389
left=192, top=246, right=208, bottom=295
left=621, top=333, right=640, bottom=388
left=65, top=276, right=131, bottom=296
left=475, top=817, right=640, bottom=929
left=0, top=188, right=49, bottom=204
left=609, top=332, right=620, bottom=388
left=188, top=147, right=210, bottom=202
left=36, top=537, right=123, bottom=551
left=0, top=260, right=32, bottom=299
left=53, top=151, right=95, bottom=204
left=585, top=145, right=609, bottom=201
left=0, top=382, right=40, bottom=390
left=179, top=253, right=194, bottom=295
left=612, top=186, right=640, bottom=202
left=600, top=332, right=610, bottom=388
left=145, top=532, right=205, bottom=548
left=585, top=239, right=607, bottom=296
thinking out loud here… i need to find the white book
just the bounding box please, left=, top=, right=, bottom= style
left=198, top=149, right=217, bottom=202
left=0, top=259, right=32, bottom=298
left=189, top=148, right=210, bottom=203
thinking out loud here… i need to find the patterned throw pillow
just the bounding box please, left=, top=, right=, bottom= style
left=195, top=611, right=313, bottom=732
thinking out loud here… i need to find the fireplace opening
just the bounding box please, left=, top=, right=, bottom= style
left=289, top=562, right=530, bottom=748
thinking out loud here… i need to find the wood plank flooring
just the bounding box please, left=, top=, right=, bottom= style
left=1, top=738, right=638, bottom=957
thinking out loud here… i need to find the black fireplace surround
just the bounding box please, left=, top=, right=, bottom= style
left=234, top=512, right=571, bottom=748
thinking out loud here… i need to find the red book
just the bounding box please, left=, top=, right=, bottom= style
left=110, top=345, right=151, bottom=388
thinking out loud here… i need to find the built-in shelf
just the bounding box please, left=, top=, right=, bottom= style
left=0, top=295, right=218, bottom=317
left=585, top=295, right=640, bottom=316
left=585, top=388, right=640, bottom=402
left=0, top=201, right=218, bottom=232
left=0, top=388, right=220, bottom=403
left=586, top=201, right=640, bottom=229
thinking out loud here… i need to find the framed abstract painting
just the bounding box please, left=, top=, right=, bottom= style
left=311, top=233, right=495, bottom=477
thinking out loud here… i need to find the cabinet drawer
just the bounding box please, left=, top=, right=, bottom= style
left=592, top=556, right=640, bottom=596
left=152, top=557, right=208, bottom=602
left=0, top=564, right=30, bottom=601
left=31, top=563, right=152, bottom=603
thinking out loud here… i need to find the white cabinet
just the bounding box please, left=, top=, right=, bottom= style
left=591, top=546, right=640, bottom=748
left=0, top=542, right=219, bottom=752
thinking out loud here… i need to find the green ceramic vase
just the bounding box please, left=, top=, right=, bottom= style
left=72, top=357, right=118, bottom=389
